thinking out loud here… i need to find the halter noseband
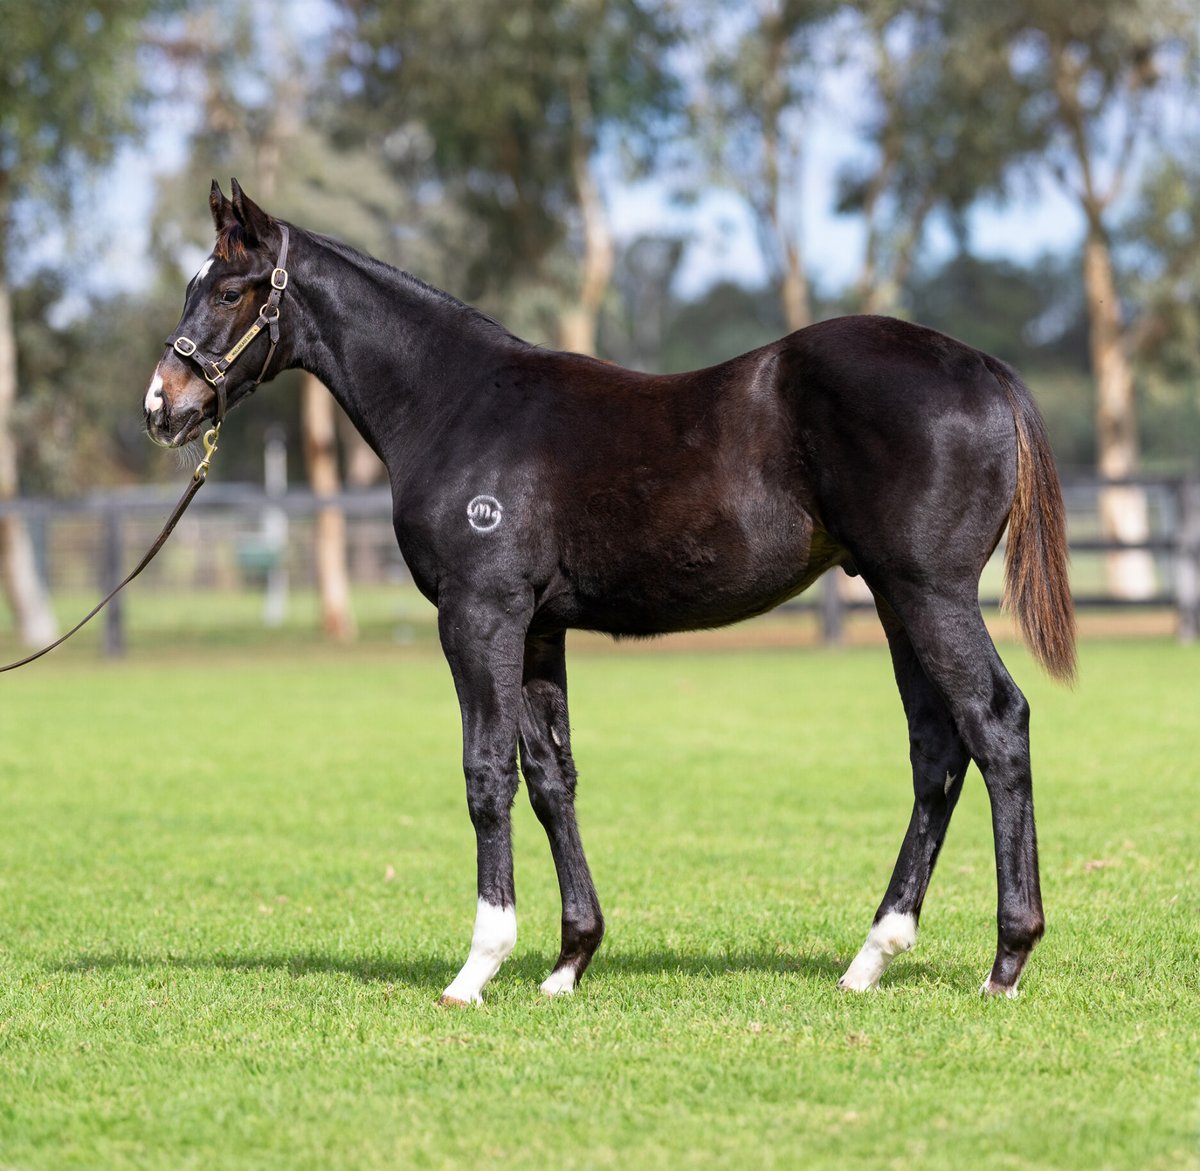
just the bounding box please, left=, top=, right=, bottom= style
left=164, top=223, right=291, bottom=425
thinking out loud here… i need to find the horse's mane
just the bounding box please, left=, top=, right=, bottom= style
left=305, top=227, right=522, bottom=344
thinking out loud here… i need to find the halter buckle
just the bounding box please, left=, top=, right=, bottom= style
left=173, top=336, right=197, bottom=357
left=271, top=268, right=288, bottom=290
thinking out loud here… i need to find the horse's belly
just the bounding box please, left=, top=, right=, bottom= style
left=558, top=497, right=840, bottom=635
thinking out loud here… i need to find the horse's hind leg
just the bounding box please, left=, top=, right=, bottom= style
left=873, top=584, right=1044, bottom=996
left=839, top=599, right=971, bottom=991
left=519, top=631, right=604, bottom=996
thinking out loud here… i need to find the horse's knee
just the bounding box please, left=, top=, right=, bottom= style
left=463, top=759, right=519, bottom=831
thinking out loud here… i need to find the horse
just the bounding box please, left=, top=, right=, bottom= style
left=145, top=179, right=1075, bottom=1005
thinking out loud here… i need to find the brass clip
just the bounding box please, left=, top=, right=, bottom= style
left=193, top=424, right=221, bottom=483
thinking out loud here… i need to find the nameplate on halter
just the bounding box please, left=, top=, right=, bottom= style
left=224, top=321, right=263, bottom=363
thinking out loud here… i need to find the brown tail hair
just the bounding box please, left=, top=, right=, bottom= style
left=988, top=358, right=1077, bottom=684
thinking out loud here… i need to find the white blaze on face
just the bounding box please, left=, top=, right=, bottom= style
left=196, top=256, right=215, bottom=283
left=838, top=911, right=918, bottom=992
left=144, top=367, right=164, bottom=415
left=441, top=899, right=517, bottom=1005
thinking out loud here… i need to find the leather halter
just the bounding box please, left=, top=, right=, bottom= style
left=165, top=223, right=291, bottom=424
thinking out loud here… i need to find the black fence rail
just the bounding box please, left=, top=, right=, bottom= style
left=1, top=474, right=1197, bottom=655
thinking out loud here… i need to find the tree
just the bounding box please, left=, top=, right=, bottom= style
left=835, top=1, right=1033, bottom=316
left=1116, top=148, right=1200, bottom=465
left=974, top=0, right=1200, bottom=596
left=148, top=0, right=409, bottom=640
left=329, top=0, right=680, bottom=355
left=0, top=0, right=169, bottom=644
left=696, top=0, right=837, bottom=332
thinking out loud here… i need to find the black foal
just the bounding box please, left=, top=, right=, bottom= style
left=145, top=181, right=1075, bottom=1002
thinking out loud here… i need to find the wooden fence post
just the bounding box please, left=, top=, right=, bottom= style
left=1176, top=477, right=1200, bottom=644
left=821, top=572, right=844, bottom=645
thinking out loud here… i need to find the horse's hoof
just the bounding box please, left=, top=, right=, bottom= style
left=438, top=993, right=479, bottom=1007
left=979, top=979, right=1020, bottom=999
left=836, top=974, right=878, bottom=993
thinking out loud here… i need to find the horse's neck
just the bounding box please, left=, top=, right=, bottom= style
left=288, top=234, right=522, bottom=467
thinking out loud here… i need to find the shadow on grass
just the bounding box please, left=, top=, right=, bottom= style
left=52, top=946, right=973, bottom=990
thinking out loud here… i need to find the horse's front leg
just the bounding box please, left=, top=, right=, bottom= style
left=519, top=630, right=604, bottom=996
left=437, top=597, right=530, bottom=1006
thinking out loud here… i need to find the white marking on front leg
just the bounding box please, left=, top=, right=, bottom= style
left=539, top=966, right=577, bottom=997
left=144, top=368, right=164, bottom=414
left=838, top=911, right=917, bottom=992
left=944, top=770, right=957, bottom=796
left=440, top=899, right=517, bottom=1005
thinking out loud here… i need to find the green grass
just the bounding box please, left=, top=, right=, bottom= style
left=0, top=638, right=1197, bottom=1170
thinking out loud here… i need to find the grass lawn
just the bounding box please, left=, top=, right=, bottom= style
left=0, top=635, right=1196, bottom=1170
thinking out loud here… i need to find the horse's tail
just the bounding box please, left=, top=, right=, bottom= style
left=988, top=357, right=1077, bottom=684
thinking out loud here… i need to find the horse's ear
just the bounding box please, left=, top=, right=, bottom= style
left=209, top=180, right=234, bottom=233
left=229, top=177, right=274, bottom=247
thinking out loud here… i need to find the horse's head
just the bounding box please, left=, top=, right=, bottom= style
left=145, top=179, right=290, bottom=447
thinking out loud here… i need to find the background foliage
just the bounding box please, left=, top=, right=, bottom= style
left=2, top=0, right=1199, bottom=495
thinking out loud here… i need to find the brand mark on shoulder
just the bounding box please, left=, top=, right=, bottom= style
left=467, top=495, right=503, bottom=533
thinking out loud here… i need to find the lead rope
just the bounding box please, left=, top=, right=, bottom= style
left=0, top=427, right=221, bottom=672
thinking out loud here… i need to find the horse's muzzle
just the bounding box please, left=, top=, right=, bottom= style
left=146, top=405, right=206, bottom=448
left=144, top=354, right=214, bottom=447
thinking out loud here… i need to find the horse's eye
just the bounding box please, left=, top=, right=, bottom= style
left=218, top=289, right=242, bottom=306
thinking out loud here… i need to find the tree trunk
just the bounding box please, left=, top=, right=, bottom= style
left=759, top=6, right=811, bottom=333
left=558, top=81, right=614, bottom=357
left=338, top=412, right=385, bottom=490
left=1083, top=224, right=1157, bottom=599
left=778, top=234, right=811, bottom=332
left=301, top=373, right=356, bottom=640
left=338, top=412, right=385, bottom=584
left=0, top=269, right=57, bottom=646
left=259, top=62, right=357, bottom=637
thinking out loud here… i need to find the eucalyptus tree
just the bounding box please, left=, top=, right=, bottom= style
left=835, top=0, right=1034, bottom=316
left=147, top=0, right=409, bottom=639
left=1111, top=148, right=1200, bottom=465
left=695, top=0, right=838, bottom=331
left=0, top=0, right=171, bottom=644
left=328, top=0, right=681, bottom=355
left=960, top=0, right=1200, bottom=596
